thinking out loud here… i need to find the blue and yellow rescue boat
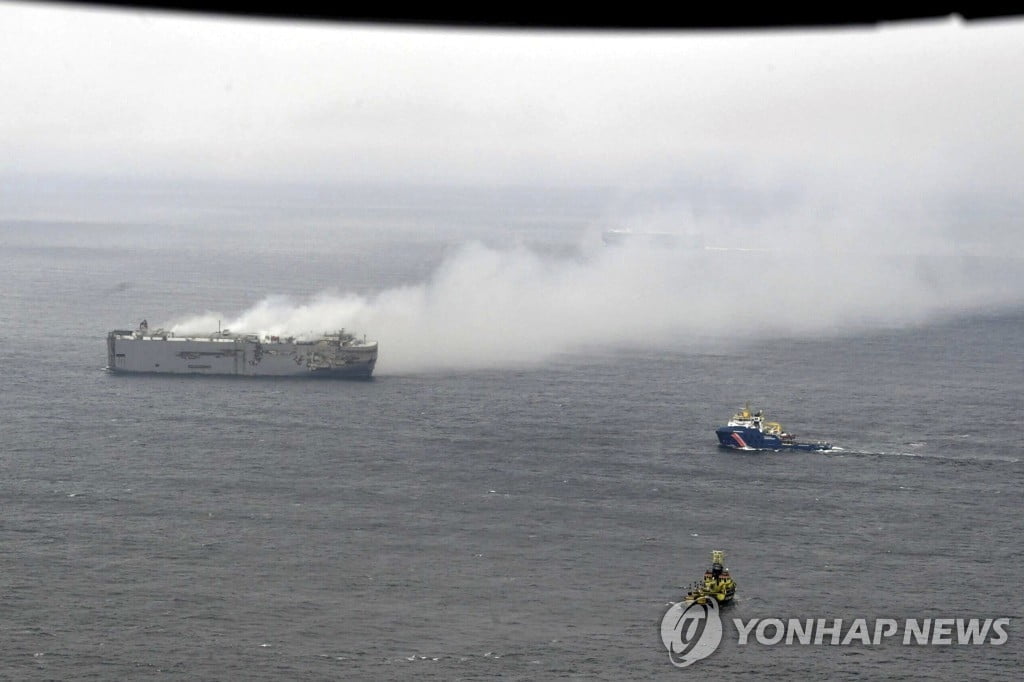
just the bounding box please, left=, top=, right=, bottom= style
left=715, top=404, right=833, bottom=452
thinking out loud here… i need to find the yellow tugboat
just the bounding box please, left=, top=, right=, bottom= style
left=683, top=550, right=737, bottom=605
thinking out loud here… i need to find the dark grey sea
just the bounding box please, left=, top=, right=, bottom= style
left=1, top=185, right=1021, bottom=680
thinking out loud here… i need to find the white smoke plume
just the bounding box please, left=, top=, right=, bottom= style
left=170, top=232, right=1023, bottom=375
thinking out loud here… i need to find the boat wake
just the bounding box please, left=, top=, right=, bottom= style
left=836, top=448, right=1019, bottom=464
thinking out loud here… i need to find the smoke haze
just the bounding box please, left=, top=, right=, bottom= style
left=170, top=230, right=1024, bottom=374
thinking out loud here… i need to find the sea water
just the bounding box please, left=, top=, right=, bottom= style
left=1, top=185, right=1021, bottom=680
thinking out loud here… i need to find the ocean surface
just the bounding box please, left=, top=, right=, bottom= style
left=1, top=186, right=1022, bottom=680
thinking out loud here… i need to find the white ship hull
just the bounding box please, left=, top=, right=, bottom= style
left=107, top=328, right=376, bottom=378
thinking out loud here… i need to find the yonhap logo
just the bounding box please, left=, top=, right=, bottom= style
left=732, top=617, right=1011, bottom=646
left=657, top=609, right=1011, bottom=670
left=659, top=598, right=723, bottom=667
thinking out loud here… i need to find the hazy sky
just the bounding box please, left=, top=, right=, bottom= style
left=3, top=2, right=1024, bottom=196
left=4, top=3, right=1022, bottom=371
